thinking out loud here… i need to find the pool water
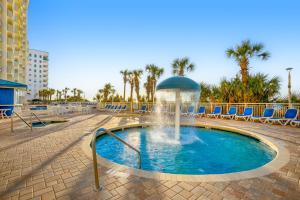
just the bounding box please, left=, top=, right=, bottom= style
left=31, top=120, right=66, bottom=128
left=95, top=127, right=276, bottom=175
left=30, top=106, right=47, bottom=110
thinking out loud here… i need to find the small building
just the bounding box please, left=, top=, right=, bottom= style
left=0, top=79, right=27, bottom=116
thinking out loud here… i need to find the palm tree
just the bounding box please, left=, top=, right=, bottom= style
left=120, top=70, right=129, bottom=101
left=39, top=89, right=45, bottom=101
left=248, top=73, right=280, bottom=102
left=145, top=64, right=164, bottom=102
left=77, top=89, right=83, bottom=99
left=199, top=82, right=212, bottom=102
left=56, top=90, right=60, bottom=101
left=144, top=75, right=152, bottom=101
left=132, top=69, right=143, bottom=102
left=71, top=88, right=77, bottom=97
left=63, top=87, right=69, bottom=101
left=99, top=83, right=114, bottom=102
left=171, top=57, right=195, bottom=76
left=226, top=40, right=270, bottom=102
left=49, top=89, right=55, bottom=101
left=127, top=72, right=134, bottom=102
left=94, top=93, right=101, bottom=102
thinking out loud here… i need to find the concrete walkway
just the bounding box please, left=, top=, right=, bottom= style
left=0, top=113, right=299, bottom=199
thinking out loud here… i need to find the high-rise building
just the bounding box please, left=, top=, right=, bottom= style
left=0, top=0, right=29, bottom=83
left=26, top=49, right=49, bottom=100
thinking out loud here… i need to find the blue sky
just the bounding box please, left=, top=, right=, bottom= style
left=28, top=0, right=300, bottom=100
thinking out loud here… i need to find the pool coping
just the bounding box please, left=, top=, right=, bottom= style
left=81, top=122, right=290, bottom=182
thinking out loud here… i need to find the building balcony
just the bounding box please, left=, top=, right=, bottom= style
left=7, top=10, right=13, bottom=18
left=7, top=24, right=13, bottom=32
left=7, top=52, right=13, bottom=60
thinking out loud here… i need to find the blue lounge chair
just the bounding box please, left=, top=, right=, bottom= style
left=119, top=105, right=127, bottom=112
left=99, top=104, right=110, bottom=111
left=221, top=107, right=237, bottom=119
left=109, top=105, right=118, bottom=112
left=193, top=106, right=206, bottom=117
left=235, top=107, right=253, bottom=121
left=291, top=120, right=300, bottom=127
left=267, top=108, right=298, bottom=126
left=182, top=106, right=194, bottom=116
left=207, top=106, right=222, bottom=118
left=251, top=108, right=274, bottom=123
left=135, top=105, right=147, bottom=113
left=114, top=105, right=123, bottom=112
left=103, top=104, right=112, bottom=111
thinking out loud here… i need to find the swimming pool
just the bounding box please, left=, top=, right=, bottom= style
left=31, top=120, right=67, bottom=128
left=30, top=106, right=47, bottom=110
left=95, top=126, right=276, bottom=175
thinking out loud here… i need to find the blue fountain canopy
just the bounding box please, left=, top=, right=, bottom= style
left=156, top=76, right=200, bottom=91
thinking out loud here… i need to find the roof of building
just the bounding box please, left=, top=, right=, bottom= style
left=0, top=79, right=27, bottom=89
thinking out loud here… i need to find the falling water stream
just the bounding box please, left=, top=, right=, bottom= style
left=151, top=89, right=200, bottom=144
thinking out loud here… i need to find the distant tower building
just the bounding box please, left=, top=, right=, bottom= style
left=0, top=0, right=29, bottom=83
left=26, top=49, right=49, bottom=100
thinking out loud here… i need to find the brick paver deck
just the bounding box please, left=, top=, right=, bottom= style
left=0, top=112, right=300, bottom=199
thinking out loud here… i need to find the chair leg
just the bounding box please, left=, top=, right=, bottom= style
left=284, top=120, right=290, bottom=126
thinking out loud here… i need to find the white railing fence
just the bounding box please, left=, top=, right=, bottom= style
left=97, top=102, right=300, bottom=120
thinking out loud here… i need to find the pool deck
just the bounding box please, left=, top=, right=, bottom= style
left=0, top=112, right=300, bottom=199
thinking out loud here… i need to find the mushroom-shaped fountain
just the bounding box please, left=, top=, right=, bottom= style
left=156, top=76, right=200, bottom=138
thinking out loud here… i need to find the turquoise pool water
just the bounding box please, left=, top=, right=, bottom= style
left=95, top=126, right=276, bottom=174
left=31, top=120, right=66, bottom=128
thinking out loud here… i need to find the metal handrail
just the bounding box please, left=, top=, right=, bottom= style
left=31, top=112, right=46, bottom=126
left=11, top=112, right=32, bottom=132
left=106, top=130, right=141, bottom=168
left=91, top=127, right=142, bottom=190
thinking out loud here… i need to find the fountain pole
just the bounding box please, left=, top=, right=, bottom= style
left=175, top=90, right=180, bottom=139
left=156, top=76, right=200, bottom=142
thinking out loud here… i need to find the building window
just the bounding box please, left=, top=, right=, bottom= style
left=34, top=54, right=37, bottom=57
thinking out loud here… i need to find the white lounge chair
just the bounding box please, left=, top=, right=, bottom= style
left=267, top=108, right=298, bottom=126
left=235, top=107, right=253, bottom=121
left=207, top=106, right=222, bottom=118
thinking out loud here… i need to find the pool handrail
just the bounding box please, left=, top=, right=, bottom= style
left=11, top=112, right=32, bottom=132
left=31, top=112, right=46, bottom=126
left=91, top=127, right=142, bottom=190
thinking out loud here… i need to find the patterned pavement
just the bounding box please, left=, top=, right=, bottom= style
left=0, top=112, right=300, bottom=200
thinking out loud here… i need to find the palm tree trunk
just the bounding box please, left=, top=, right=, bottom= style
left=240, top=58, right=249, bottom=102
left=130, top=84, right=134, bottom=112
left=123, top=82, right=126, bottom=101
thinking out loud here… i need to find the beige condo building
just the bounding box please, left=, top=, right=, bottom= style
left=0, top=0, right=29, bottom=84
